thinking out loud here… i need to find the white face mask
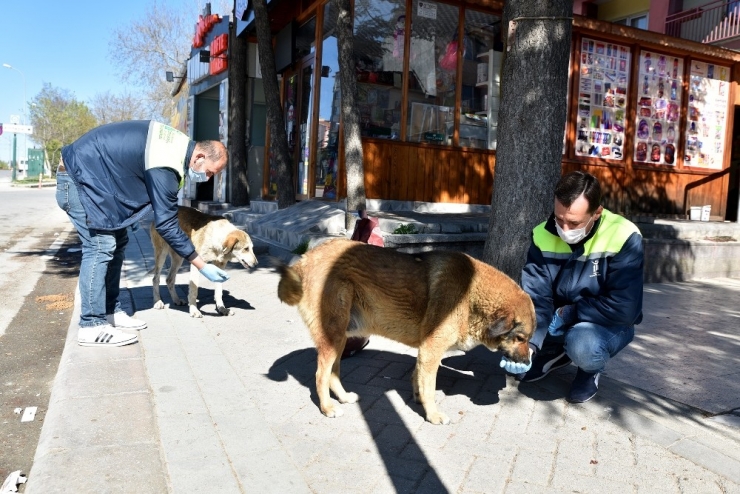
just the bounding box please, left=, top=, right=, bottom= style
left=556, top=215, right=594, bottom=244
left=188, top=160, right=208, bottom=183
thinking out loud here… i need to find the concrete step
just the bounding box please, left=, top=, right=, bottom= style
left=219, top=199, right=740, bottom=283
left=634, top=218, right=740, bottom=241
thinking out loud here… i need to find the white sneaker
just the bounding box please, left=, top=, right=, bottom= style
left=107, top=312, right=147, bottom=330
left=78, top=325, right=138, bottom=347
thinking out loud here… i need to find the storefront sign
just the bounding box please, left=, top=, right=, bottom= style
left=210, top=33, right=228, bottom=76
left=193, top=13, right=220, bottom=48
left=634, top=50, right=683, bottom=166
left=685, top=60, right=729, bottom=169
left=575, top=38, right=631, bottom=160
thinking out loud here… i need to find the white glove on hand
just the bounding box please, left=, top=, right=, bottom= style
left=499, top=346, right=534, bottom=375
left=199, top=264, right=230, bottom=283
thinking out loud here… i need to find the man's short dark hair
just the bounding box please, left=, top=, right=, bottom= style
left=197, top=140, right=225, bottom=162
left=554, top=171, right=602, bottom=213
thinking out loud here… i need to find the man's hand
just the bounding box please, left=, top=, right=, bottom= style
left=548, top=309, right=566, bottom=336
left=199, top=264, right=230, bottom=283
left=548, top=305, right=577, bottom=336
left=500, top=346, right=534, bottom=375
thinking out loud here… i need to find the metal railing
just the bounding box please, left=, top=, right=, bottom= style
left=665, top=0, right=740, bottom=44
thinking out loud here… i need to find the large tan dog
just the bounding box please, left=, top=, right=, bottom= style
left=151, top=206, right=258, bottom=317
left=277, top=238, right=535, bottom=425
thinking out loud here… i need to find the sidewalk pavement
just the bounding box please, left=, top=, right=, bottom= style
left=25, top=217, right=740, bottom=493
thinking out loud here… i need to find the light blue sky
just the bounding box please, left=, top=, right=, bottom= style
left=0, top=0, right=209, bottom=162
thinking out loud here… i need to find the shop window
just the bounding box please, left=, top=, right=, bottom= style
left=353, top=0, right=406, bottom=140
left=407, top=2, right=460, bottom=145
left=459, top=9, right=502, bottom=150
left=296, top=17, right=317, bottom=58
left=315, top=0, right=340, bottom=199
left=574, top=38, right=631, bottom=160
left=685, top=61, right=730, bottom=169
left=634, top=50, right=684, bottom=166
left=267, top=74, right=298, bottom=197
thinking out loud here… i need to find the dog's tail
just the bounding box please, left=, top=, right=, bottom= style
left=275, top=262, right=303, bottom=306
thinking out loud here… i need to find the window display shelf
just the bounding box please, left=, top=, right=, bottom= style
left=471, top=49, right=502, bottom=149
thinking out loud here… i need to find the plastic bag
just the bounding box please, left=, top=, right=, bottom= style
left=439, top=40, right=458, bottom=71
left=351, top=216, right=384, bottom=247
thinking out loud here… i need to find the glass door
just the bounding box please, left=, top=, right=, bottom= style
left=296, top=57, right=316, bottom=199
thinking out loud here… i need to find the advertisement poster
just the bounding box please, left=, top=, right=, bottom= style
left=634, top=51, right=683, bottom=166
left=575, top=38, right=631, bottom=160
left=685, top=60, right=730, bottom=169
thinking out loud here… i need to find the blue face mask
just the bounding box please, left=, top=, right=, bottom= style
left=188, top=163, right=208, bottom=183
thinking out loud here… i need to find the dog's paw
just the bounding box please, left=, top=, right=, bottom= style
left=189, top=307, right=204, bottom=318
left=216, top=305, right=234, bottom=316
left=322, top=406, right=344, bottom=418
left=173, top=299, right=186, bottom=306
left=338, top=392, right=359, bottom=404
left=426, top=411, right=450, bottom=425
left=153, top=301, right=166, bottom=310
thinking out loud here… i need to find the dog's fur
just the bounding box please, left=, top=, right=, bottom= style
left=277, top=238, right=536, bottom=425
left=151, top=206, right=258, bottom=317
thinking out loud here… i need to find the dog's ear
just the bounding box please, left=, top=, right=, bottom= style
left=222, top=231, right=242, bottom=254
left=486, top=317, right=512, bottom=339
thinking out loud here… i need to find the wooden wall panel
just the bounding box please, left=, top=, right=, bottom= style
left=361, top=141, right=496, bottom=204
left=393, top=145, right=410, bottom=201
left=628, top=168, right=683, bottom=216
left=361, top=141, right=732, bottom=218
left=423, top=147, right=436, bottom=203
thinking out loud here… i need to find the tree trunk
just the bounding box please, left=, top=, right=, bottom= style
left=253, top=0, right=295, bottom=209
left=227, top=13, right=250, bottom=206
left=482, top=0, right=573, bottom=283
left=336, top=0, right=366, bottom=230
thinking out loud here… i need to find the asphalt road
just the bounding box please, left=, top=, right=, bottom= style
left=0, top=181, right=80, bottom=486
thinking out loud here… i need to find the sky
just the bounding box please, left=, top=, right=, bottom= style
left=0, top=0, right=214, bottom=163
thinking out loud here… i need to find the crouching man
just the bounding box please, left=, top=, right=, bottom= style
left=500, top=171, right=644, bottom=403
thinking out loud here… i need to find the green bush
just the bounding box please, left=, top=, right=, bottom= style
left=292, top=239, right=310, bottom=255
left=393, top=224, right=418, bottom=234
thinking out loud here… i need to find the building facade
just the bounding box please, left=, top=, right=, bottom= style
left=227, top=0, right=740, bottom=221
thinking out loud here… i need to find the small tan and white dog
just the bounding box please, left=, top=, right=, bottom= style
left=151, top=206, right=258, bottom=317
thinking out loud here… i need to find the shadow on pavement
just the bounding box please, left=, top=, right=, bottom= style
left=266, top=344, right=531, bottom=491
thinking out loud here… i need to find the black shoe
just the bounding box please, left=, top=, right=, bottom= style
left=567, top=368, right=600, bottom=403
left=341, top=336, right=370, bottom=359
left=517, top=351, right=572, bottom=382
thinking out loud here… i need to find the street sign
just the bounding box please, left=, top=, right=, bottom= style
left=0, top=123, right=33, bottom=135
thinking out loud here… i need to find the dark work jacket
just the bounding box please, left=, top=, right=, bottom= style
left=521, top=209, right=644, bottom=350
left=61, top=120, right=198, bottom=260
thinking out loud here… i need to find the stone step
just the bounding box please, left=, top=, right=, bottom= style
left=217, top=199, right=740, bottom=283
left=634, top=219, right=740, bottom=241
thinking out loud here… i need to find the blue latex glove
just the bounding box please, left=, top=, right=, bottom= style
left=548, top=309, right=567, bottom=336
left=200, top=264, right=230, bottom=283
left=500, top=346, right=534, bottom=374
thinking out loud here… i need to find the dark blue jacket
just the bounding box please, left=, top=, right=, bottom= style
left=61, top=120, right=197, bottom=260
left=521, top=209, right=644, bottom=349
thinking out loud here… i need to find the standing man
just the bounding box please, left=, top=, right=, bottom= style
left=500, top=171, right=644, bottom=403
left=56, top=120, right=230, bottom=347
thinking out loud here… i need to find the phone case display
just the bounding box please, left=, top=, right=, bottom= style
left=634, top=51, right=683, bottom=165
left=685, top=61, right=730, bottom=169
left=575, top=38, right=631, bottom=160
